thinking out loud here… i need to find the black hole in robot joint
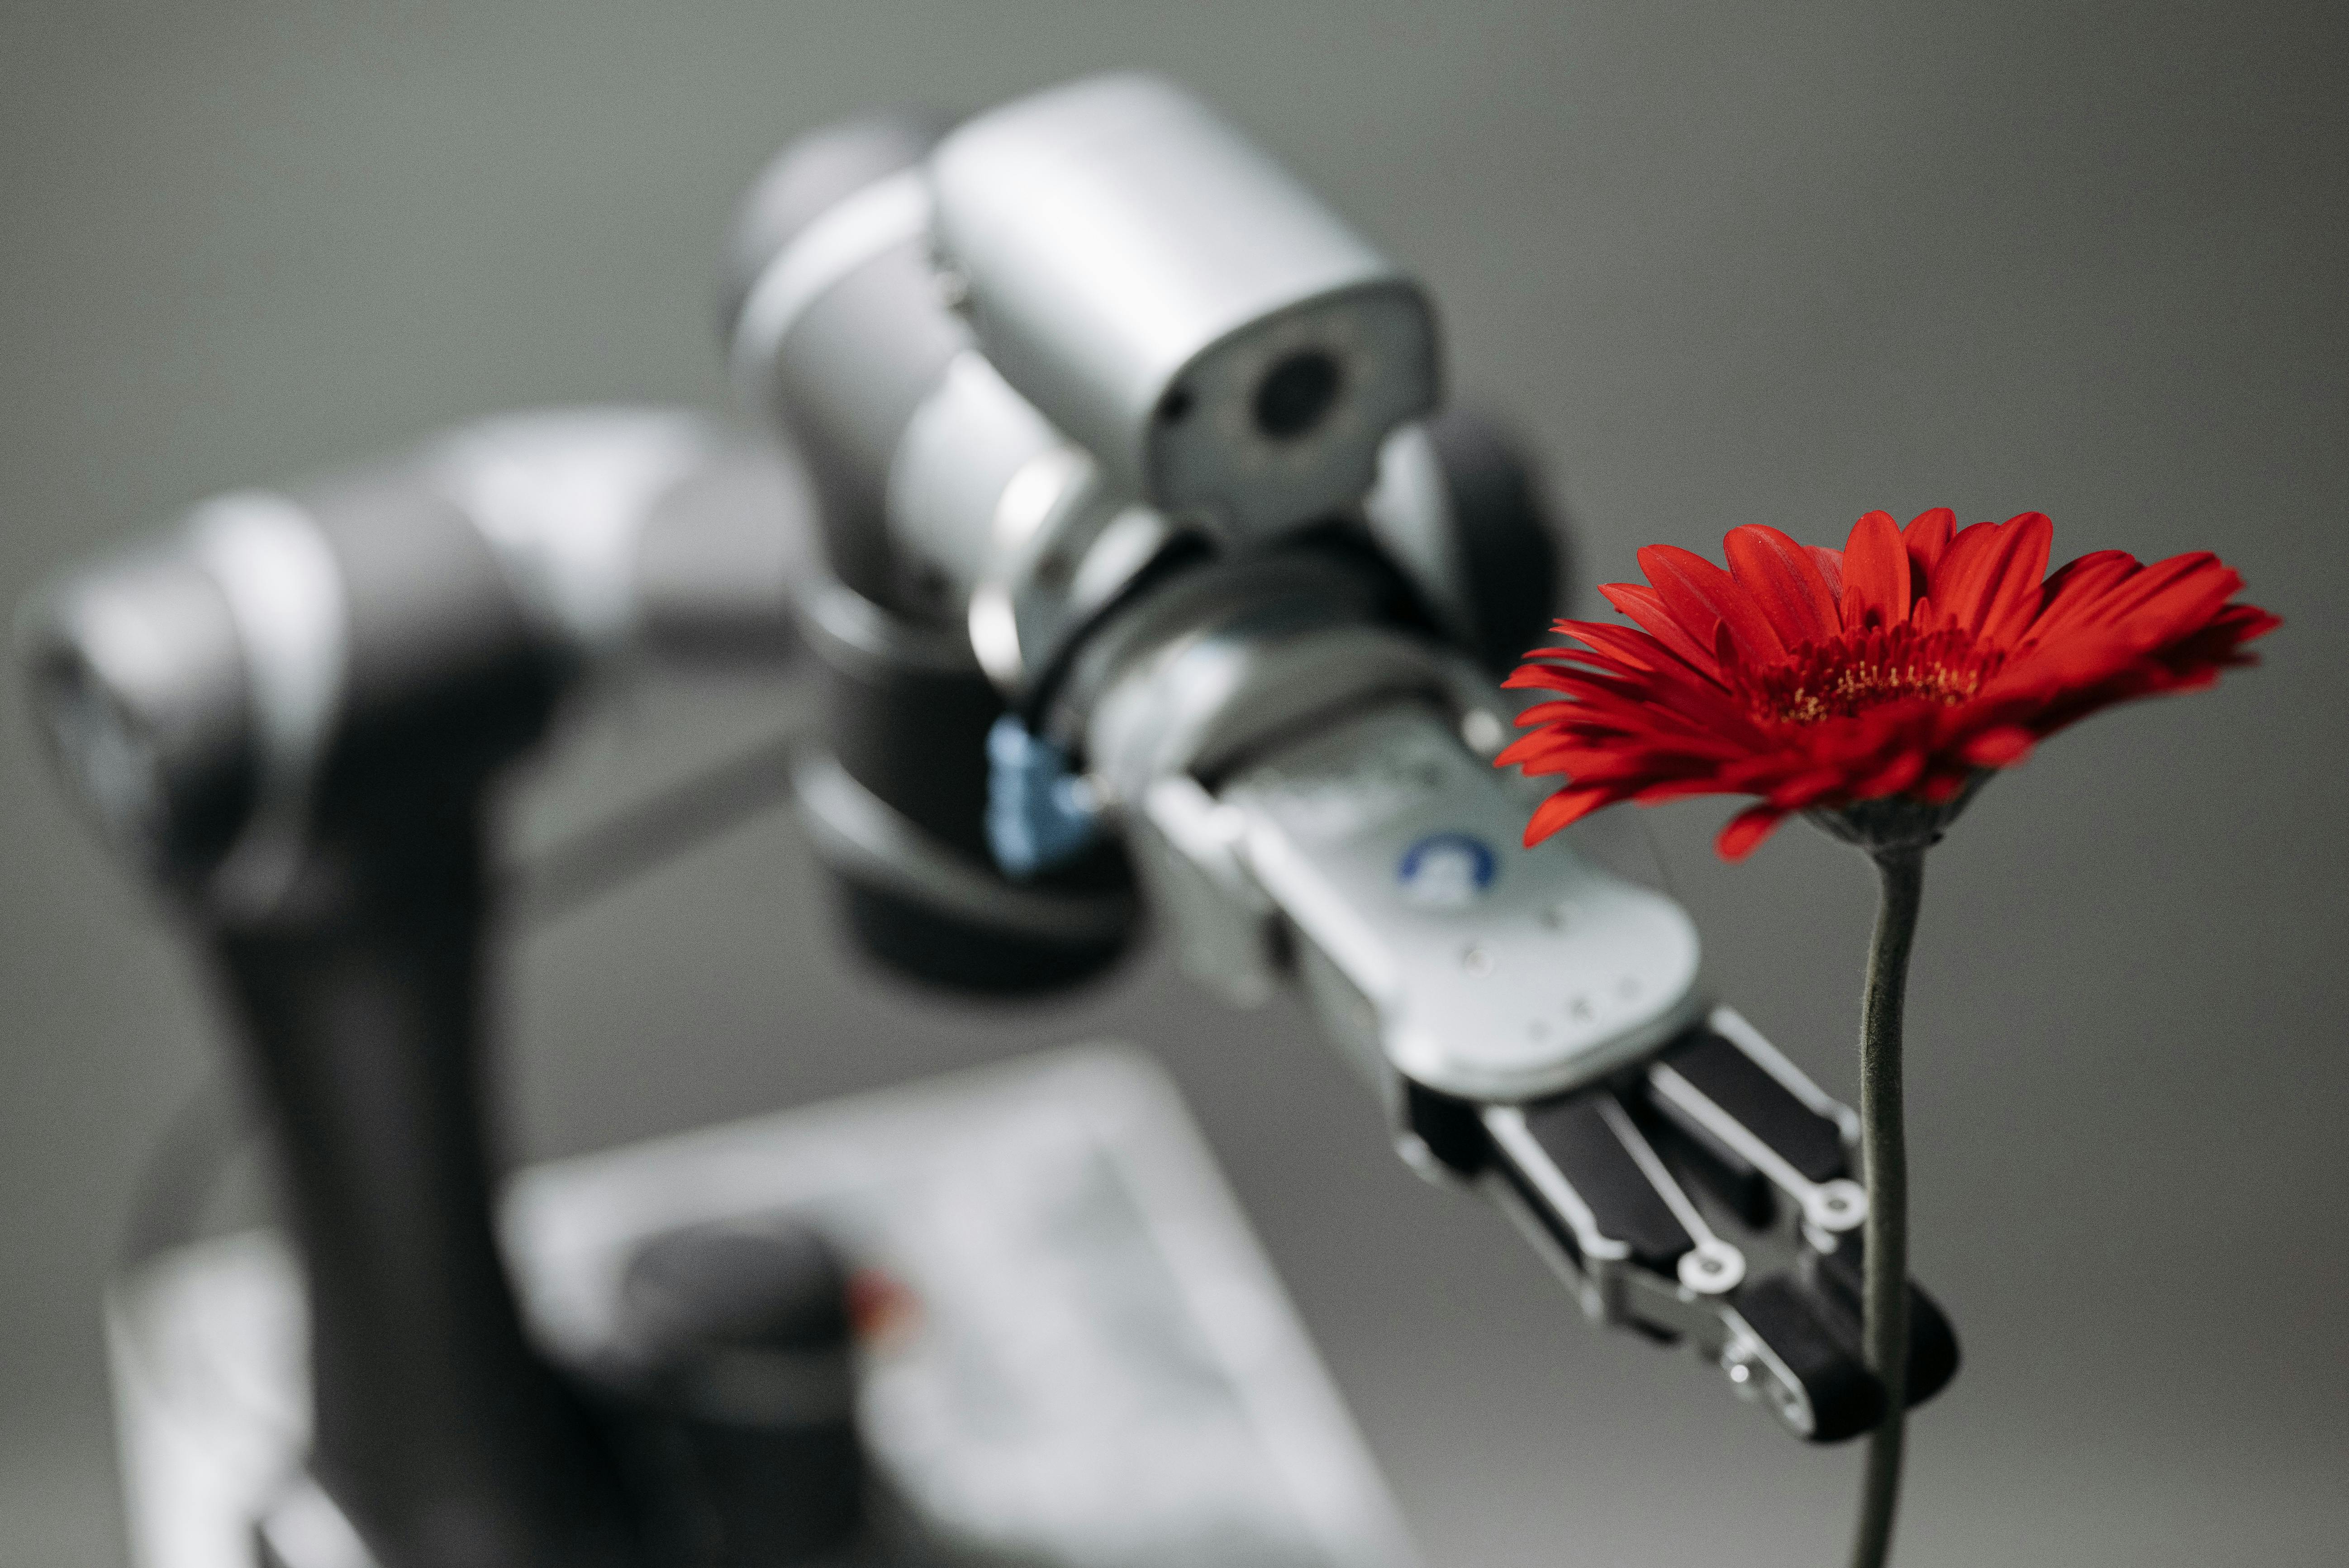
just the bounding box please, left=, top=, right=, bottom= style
left=1253, top=350, right=1343, bottom=441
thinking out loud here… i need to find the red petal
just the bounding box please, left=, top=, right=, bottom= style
left=2177, top=603, right=2280, bottom=660
left=1598, top=582, right=1723, bottom=675
left=1807, top=546, right=1846, bottom=604
left=1640, top=544, right=1788, bottom=664
left=1980, top=626, right=2141, bottom=706
left=1854, top=748, right=1927, bottom=798
left=1766, top=767, right=1857, bottom=808
left=1903, top=508, right=1956, bottom=599
left=1523, top=786, right=1613, bottom=846
left=2102, top=553, right=2241, bottom=644
left=1725, top=526, right=1840, bottom=647
left=1558, top=619, right=1692, bottom=678
left=1838, top=510, right=1912, bottom=631
left=1495, top=732, right=1559, bottom=769
left=1999, top=554, right=2242, bottom=692
left=1716, top=804, right=1790, bottom=861
left=1630, top=775, right=1746, bottom=804
left=1936, top=513, right=2053, bottom=642
left=1961, top=725, right=2035, bottom=766
left=2028, top=551, right=2143, bottom=642
left=1517, top=640, right=1769, bottom=742
left=1978, top=513, right=2056, bottom=644
left=1919, top=770, right=1969, bottom=804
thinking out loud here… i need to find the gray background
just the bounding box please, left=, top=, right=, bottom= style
left=3, top=2, right=2344, bottom=1563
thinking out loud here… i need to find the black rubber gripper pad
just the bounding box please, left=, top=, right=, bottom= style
left=1733, top=1274, right=1886, bottom=1443
left=1807, top=1241, right=1963, bottom=1411
left=1638, top=1109, right=1775, bottom=1228
left=1518, top=1091, right=1693, bottom=1270
left=1658, top=1027, right=1849, bottom=1183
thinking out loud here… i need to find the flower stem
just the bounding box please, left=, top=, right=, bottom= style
left=1849, top=845, right=1924, bottom=1568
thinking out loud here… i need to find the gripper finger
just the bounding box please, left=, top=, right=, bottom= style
left=1483, top=1089, right=1745, bottom=1297
left=1642, top=1018, right=1867, bottom=1237
left=1724, top=1273, right=1887, bottom=1442
left=1804, top=1236, right=1964, bottom=1411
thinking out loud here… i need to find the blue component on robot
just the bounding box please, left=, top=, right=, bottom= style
left=985, top=714, right=1103, bottom=878
left=1396, top=832, right=1499, bottom=908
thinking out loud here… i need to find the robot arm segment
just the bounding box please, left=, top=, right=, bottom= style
left=724, top=72, right=1959, bottom=1443
left=20, top=408, right=816, bottom=1568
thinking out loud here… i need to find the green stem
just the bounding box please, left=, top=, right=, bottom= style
left=1849, top=846, right=1924, bottom=1568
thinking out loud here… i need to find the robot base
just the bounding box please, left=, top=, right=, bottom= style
left=108, top=1045, right=1418, bottom=1568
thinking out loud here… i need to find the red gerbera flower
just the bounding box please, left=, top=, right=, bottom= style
left=1499, top=508, right=2279, bottom=859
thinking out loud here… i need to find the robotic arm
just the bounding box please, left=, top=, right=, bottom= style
left=19, top=76, right=1964, bottom=1568
left=725, top=73, right=1957, bottom=1443
left=1072, top=576, right=1953, bottom=1441
left=21, top=412, right=826, bottom=1567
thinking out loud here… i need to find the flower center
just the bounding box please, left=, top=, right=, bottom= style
left=1741, top=623, right=2002, bottom=726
